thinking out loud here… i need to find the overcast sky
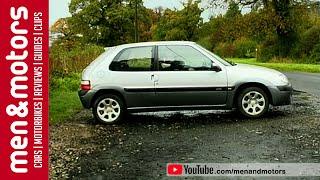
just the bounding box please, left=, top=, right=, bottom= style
left=49, top=0, right=227, bottom=26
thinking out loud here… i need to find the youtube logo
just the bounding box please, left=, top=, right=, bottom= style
left=167, top=164, right=183, bottom=176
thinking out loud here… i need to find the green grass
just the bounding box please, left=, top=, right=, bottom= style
left=50, top=90, right=83, bottom=124
left=228, top=58, right=320, bottom=73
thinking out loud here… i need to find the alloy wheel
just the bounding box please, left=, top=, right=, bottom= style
left=241, top=91, right=266, bottom=116
left=97, top=98, right=121, bottom=122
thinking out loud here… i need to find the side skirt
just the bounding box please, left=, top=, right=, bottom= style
left=127, top=104, right=229, bottom=113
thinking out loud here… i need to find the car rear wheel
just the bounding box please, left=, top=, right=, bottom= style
left=93, top=94, right=124, bottom=124
left=237, top=87, right=269, bottom=118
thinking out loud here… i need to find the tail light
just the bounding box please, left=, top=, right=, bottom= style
left=81, top=80, right=91, bottom=91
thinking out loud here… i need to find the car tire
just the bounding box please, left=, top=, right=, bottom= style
left=237, top=87, right=269, bottom=118
left=92, top=94, right=125, bottom=124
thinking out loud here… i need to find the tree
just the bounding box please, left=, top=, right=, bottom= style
left=51, top=18, right=72, bottom=37
left=209, top=0, right=310, bottom=57
left=68, top=0, right=153, bottom=46
left=152, top=0, right=203, bottom=41
left=225, top=1, right=241, bottom=19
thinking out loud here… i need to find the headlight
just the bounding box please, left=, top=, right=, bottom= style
left=278, top=74, right=289, bottom=84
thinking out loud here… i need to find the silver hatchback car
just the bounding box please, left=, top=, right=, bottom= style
left=78, top=41, right=292, bottom=124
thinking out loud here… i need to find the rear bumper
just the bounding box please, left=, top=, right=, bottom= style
left=269, top=85, right=293, bottom=106
left=78, top=90, right=95, bottom=109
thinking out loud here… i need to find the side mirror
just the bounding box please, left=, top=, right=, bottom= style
left=211, top=64, right=222, bottom=72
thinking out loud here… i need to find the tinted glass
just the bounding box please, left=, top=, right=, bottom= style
left=110, top=46, right=153, bottom=71
left=158, top=45, right=212, bottom=71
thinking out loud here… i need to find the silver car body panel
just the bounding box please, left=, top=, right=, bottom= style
left=79, top=41, right=292, bottom=110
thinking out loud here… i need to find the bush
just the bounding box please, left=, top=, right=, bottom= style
left=290, top=25, right=320, bottom=63
left=310, top=43, right=320, bottom=64
left=234, top=37, right=257, bottom=58
left=50, top=73, right=81, bottom=91
left=300, top=25, right=320, bottom=55
left=50, top=40, right=104, bottom=75
left=197, top=36, right=213, bottom=51
left=257, top=35, right=278, bottom=62
left=213, top=38, right=257, bottom=58
left=213, top=42, right=236, bottom=57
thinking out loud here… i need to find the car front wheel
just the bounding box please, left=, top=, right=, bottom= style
left=93, top=94, right=124, bottom=124
left=237, top=87, right=269, bottom=118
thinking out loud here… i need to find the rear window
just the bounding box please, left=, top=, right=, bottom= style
left=109, top=46, right=154, bottom=71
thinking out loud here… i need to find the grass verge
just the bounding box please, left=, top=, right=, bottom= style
left=50, top=90, right=82, bottom=124
left=228, top=58, right=320, bottom=73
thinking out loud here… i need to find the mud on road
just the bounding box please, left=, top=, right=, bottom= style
left=50, top=92, right=320, bottom=179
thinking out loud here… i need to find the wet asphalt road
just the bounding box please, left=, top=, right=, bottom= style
left=50, top=92, right=320, bottom=179
left=49, top=72, right=320, bottom=179
left=284, top=72, right=320, bottom=97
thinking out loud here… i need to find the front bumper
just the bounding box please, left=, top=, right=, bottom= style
left=78, top=90, right=95, bottom=109
left=269, top=85, right=293, bottom=106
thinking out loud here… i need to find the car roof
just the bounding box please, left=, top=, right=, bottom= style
left=114, top=41, right=196, bottom=49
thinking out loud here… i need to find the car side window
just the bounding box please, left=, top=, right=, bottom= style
left=110, top=46, right=153, bottom=71
left=158, top=45, right=212, bottom=71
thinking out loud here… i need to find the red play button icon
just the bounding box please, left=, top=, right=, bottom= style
left=167, top=164, right=183, bottom=176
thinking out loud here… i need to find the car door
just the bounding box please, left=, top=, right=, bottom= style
left=108, top=46, right=156, bottom=108
left=153, top=45, right=228, bottom=107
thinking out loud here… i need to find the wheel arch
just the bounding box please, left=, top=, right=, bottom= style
left=91, top=89, right=127, bottom=108
left=233, top=82, right=273, bottom=107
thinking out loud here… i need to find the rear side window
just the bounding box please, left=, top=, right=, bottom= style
left=110, top=46, right=153, bottom=71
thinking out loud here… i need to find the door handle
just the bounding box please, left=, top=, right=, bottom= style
left=151, top=74, right=159, bottom=82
